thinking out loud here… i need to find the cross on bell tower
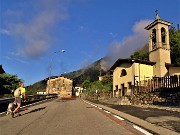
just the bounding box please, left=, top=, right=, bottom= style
left=155, top=9, right=160, bottom=20
left=145, top=10, right=172, bottom=77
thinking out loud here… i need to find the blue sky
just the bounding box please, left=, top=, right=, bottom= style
left=0, top=0, right=179, bottom=86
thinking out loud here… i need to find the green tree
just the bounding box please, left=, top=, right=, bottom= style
left=0, top=73, right=21, bottom=95
left=101, top=74, right=113, bottom=92
left=83, top=74, right=113, bottom=93
left=130, top=51, right=149, bottom=61
left=101, top=74, right=113, bottom=85
left=82, top=80, right=91, bottom=90
left=25, top=79, right=47, bottom=94
left=131, top=27, right=180, bottom=64
left=169, top=28, right=180, bottom=64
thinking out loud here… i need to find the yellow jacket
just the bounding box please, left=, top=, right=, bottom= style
left=20, top=87, right=26, bottom=98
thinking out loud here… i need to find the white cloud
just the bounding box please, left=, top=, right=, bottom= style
left=103, top=19, right=153, bottom=70
left=3, top=0, right=69, bottom=59
left=79, top=25, right=88, bottom=32
left=109, top=32, right=118, bottom=38
left=4, top=55, right=28, bottom=64
left=0, top=28, right=10, bottom=35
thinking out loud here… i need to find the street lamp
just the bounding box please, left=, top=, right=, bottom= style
left=54, top=50, right=65, bottom=53
left=48, top=50, right=65, bottom=94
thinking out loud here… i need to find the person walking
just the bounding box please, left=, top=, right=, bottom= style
left=12, top=81, right=26, bottom=118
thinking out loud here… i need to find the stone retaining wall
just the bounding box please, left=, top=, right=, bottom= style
left=131, top=89, right=180, bottom=106
left=83, top=89, right=180, bottom=106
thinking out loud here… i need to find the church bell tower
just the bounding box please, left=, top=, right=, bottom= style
left=145, top=10, right=171, bottom=77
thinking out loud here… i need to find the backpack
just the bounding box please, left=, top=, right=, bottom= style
left=14, top=88, right=21, bottom=97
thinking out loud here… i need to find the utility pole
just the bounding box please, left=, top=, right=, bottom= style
left=48, top=50, right=65, bottom=94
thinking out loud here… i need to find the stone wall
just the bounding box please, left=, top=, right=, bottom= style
left=83, top=88, right=180, bottom=106
left=131, top=88, right=180, bottom=106
left=82, top=92, right=112, bottom=101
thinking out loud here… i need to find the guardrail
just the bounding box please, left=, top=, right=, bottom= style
left=0, top=94, right=58, bottom=113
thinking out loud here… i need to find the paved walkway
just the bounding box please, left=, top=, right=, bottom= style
left=84, top=99, right=180, bottom=135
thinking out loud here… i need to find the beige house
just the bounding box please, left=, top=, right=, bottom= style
left=110, top=11, right=180, bottom=97
left=46, top=76, right=73, bottom=98
left=110, top=59, right=155, bottom=97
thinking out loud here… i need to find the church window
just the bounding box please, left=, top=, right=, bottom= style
left=120, top=69, right=127, bottom=77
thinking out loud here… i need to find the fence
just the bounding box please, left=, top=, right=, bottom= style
left=134, top=75, right=180, bottom=93
left=0, top=94, right=58, bottom=113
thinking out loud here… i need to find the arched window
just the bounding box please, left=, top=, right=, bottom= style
left=120, top=69, right=127, bottom=77
left=161, top=27, right=166, bottom=44
left=152, top=29, right=157, bottom=49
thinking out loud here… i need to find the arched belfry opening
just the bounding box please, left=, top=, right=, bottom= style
left=161, top=27, right=166, bottom=46
left=145, top=10, right=172, bottom=77
left=152, top=29, right=157, bottom=50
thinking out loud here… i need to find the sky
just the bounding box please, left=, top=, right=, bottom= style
left=0, top=0, right=179, bottom=86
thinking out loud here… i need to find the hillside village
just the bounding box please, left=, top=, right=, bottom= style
left=43, top=12, right=180, bottom=103
left=1, top=12, right=180, bottom=104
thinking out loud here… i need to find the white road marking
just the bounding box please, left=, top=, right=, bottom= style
left=133, top=125, right=153, bottom=135
left=104, top=110, right=111, bottom=113
left=113, top=115, right=124, bottom=120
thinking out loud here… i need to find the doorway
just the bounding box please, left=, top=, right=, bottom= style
left=121, top=84, right=125, bottom=96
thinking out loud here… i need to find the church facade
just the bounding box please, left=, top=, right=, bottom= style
left=109, top=12, right=180, bottom=97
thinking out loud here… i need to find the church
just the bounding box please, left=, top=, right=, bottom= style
left=109, top=11, right=180, bottom=97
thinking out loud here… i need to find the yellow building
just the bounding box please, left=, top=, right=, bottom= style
left=110, top=59, right=155, bottom=97
left=110, top=11, right=180, bottom=97
left=46, top=76, right=73, bottom=98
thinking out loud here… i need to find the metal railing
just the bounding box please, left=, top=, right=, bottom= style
left=0, top=94, right=58, bottom=113
left=134, top=75, right=180, bottom=93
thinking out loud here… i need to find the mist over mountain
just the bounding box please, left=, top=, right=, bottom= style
left=61, top=58, right=107, bottom=85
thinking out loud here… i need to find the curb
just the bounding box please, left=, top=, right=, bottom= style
left=82, top=99, right=179, bottom=135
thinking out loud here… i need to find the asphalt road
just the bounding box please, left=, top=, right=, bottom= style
left=0, top=98, right=145, bottom=135
left=89, top=99, right=180, bottom=134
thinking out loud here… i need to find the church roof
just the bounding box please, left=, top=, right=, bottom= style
left=109, top=58, right=156, bottom=71
left=0, top=65, right=5, bottom=73
left=145, top=10, right=171, bottom=30
left=145, top=19, right=171, bottom=30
